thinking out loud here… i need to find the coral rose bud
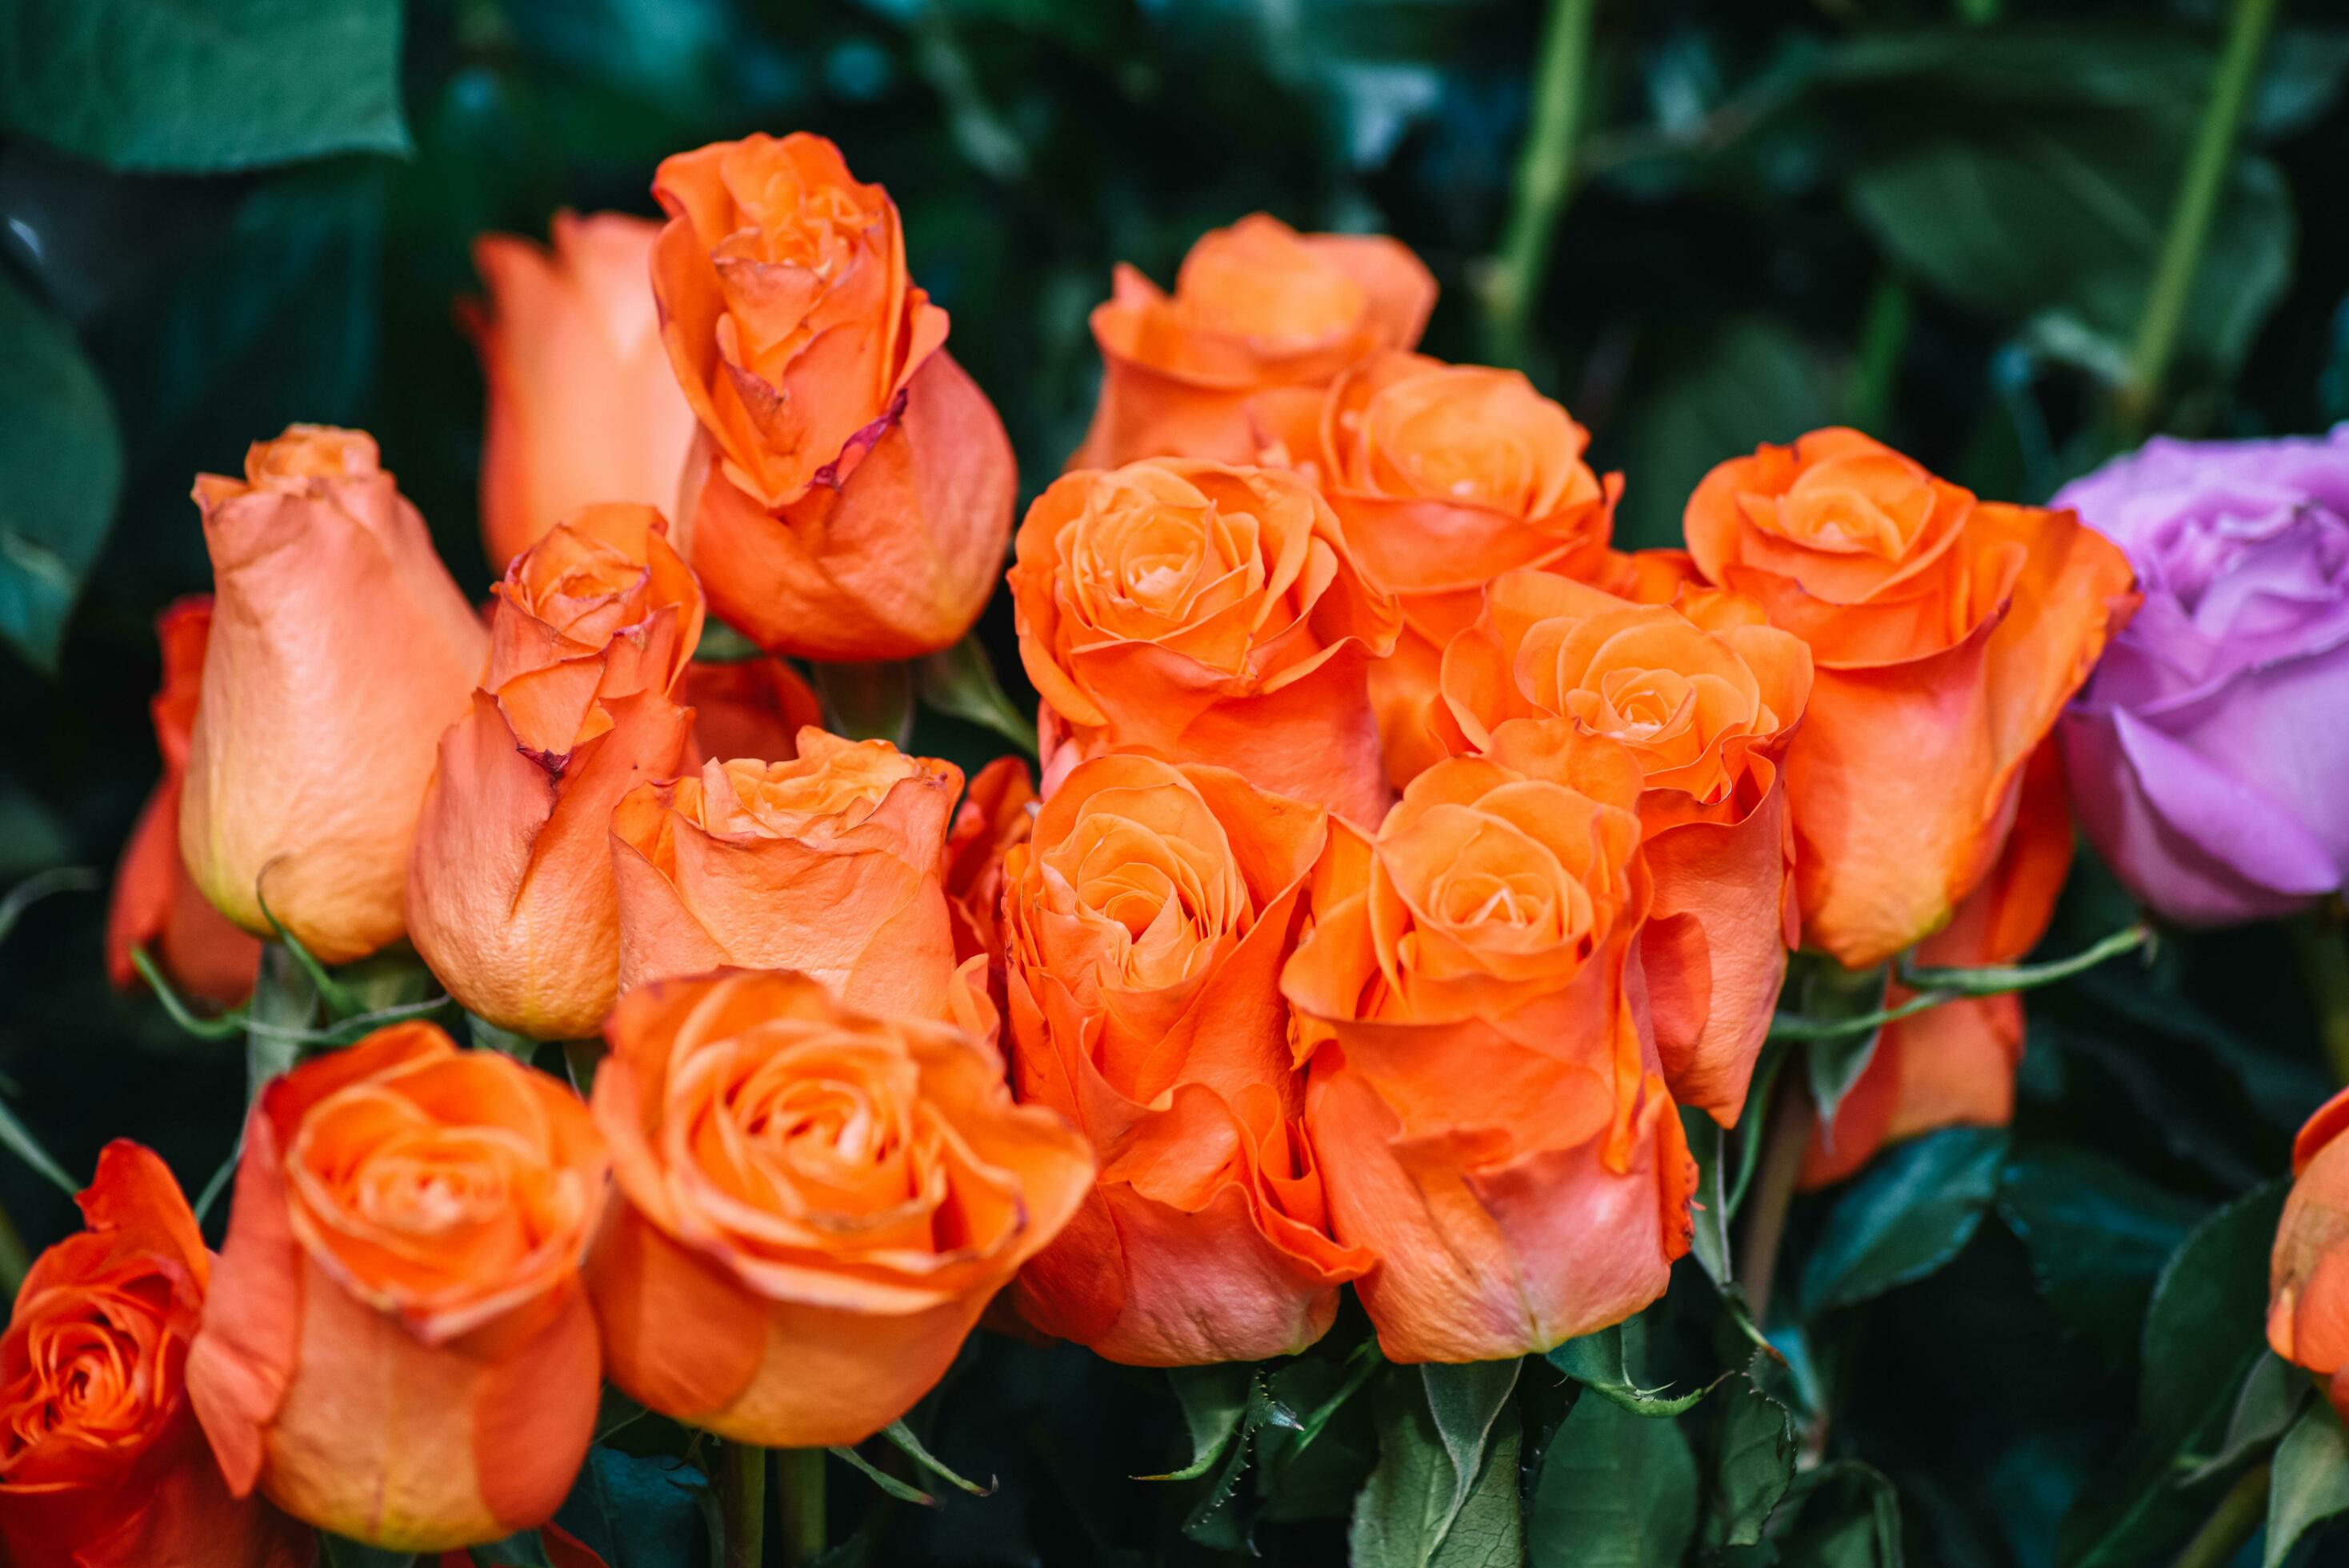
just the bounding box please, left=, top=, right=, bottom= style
left=1283, top=719, right=1697, bottom=1362
left=1250, top=350, right=1622, bottom=786
left=179, top=427, right=489, bottom=963
left=187, top=1026, right=608, bottom=1552
left=106, top=596, right=262, bottom=1006
left=2055, top=428, right=2349, bottom=926
left=654, top=133, right=1014, bottom=659
left=1683, top=428, right=2136, bottom=968
left=682, top=656, right=822, bottom=767
left=1010, top=459, right=1402, bottom=824
left=462, top=213, right=698, bottom=570
left=2272, top=1084, right=2349, bottom=1421
left=1004, top=754, right=1369, bottom=1363
left=408, top=504, right=703, bottom=1040
left=0, top=1142, right=312, bottom=1568
left=1440, top=572, right=1812, bottom=1123
left=1803, top=742, right=2074, bottom=1187
left=586, top=967, right=1093, bottom=1446
left=611, top=730, right=962, bottom=1017
left=1074, top=214, right=1436, bottom=468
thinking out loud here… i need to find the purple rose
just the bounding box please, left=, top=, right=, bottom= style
left=2055, top=426, right=2349, bottom=926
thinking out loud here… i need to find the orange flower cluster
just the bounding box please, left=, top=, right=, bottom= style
left=54, top=128, right=2143, bottom=1559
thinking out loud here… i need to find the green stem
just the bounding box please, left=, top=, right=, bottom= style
left=1480, top=0, right=1601, bottom=366
left=1847, top=275, right=1912, bottom=433
left=777, top=1446, right=826, bottom=1566
left=2116, top=0, right=2283, bottom=434
left=1735, top=1077, right=1814, bottom=1326
left=2291, top=910, right=2349, bottom=1085
left=722, top=1441, right=767, bottom=1568
left=2171, top=1459, right=2270, bottom=1568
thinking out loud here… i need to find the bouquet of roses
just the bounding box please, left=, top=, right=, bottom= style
left=7, top=122, right=2348, bottom=1568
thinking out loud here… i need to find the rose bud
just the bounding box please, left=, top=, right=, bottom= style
left=179, top=427, right=489, bottom=963
left=1074, top=214, right=1435, bottom=469
left=1010, top=460, right=1402, bottom=825
left=407, top=503, right=702, bottom=1040
left=1804, top=742, right=2072, bottom=1186
left=1683, top=428, right=2136, bottom=968
left=654, top=132, right=1016, bottom=660
left=1004, top=754, right=1369, bottom=1363
left=1283, top=718, right=1697, bottom=1362
left=187, top=1025, right=608, bottom=1552
left=106, top=596, right=263, bottom=1006
left=1439, top=572, right=1812, bottom=1123
left=2272, top=1084, right=2349, bottom=1421
left=610, top=731, right=962, bottom=1018
left=682, top=656, right=822, bottom=768
left=0, top=1142, right=313, bottom=1568
left=586, top=967, right=1093, bottom=1446
left=2055, top=428, right=2349, bottom=925
left=462, top=212, right=698, bottom=571
left=1250, top=350, right=1622, bottom=786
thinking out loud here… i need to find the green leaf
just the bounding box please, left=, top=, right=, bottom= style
left=1996, top=1145, right=2205, bottom=1370
left=1142, top=1365, right=1252, bottom=1482
left=1683, top=1108, right=1733, bottom=1289
left=2059, top=1180, right=2291, bottom=1566
left=1792, top=961, right=1891, bottom=1124
left=1800, top=1126, right=2008, bottom=1315
left=1611, top=317, right=1837, bottom=551
left=1527, top=1390, right=1697, bottom=1568
left=0, top=270, right=122, bottom=671
left=1351, top=1362, right=1524, bottom=1568
left=2182, top=1353, right=2307, bottom=1486
left=553, top=1445, right=708, bottom=1568
left=1707, top=1370, right=1798, bottom=1549
left=813, top=661, right=916, bottom=747
left=0, top=0, right=408, bottom=172
left=2266, top=1402, right=2349, bottom=1568
left=1547, top=1322, right=1719, bottom=1417
left=917, top=634, right=1038, bottom=757
left=1774, top=1461, right=1906, bottom=1568
left=245, top=946, right=318, bottom=1100
left=881, top=1419, right=994, bottom=1495
left=2142, top=1180, right=2291, bottom=1449
left=830, top=1443, right=938, bottom=1506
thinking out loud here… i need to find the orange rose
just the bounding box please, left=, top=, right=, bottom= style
left=1439, top=572, right=1812, bottom=1123
left=1802, top=741, right=2073, bottom=1187
left=187, top=1025, right=607, bottom=1552
left=586, top=967, right=1092, bottom=1446
left=1684, top=428, right=2135, bottom=967
left=682, top=656, right=822, bottom=767
left=1010, top=459, right=1402, bottom=824
left=654, top=132, right=1015, bottom=659
left=1250, top=350, right=1622, bottom=786
left=180, top=427, right=489, bottom=963
left=1074, top=214, right=1435, bottom=468
left=610, top=730, right=962, bottom=1017
left=2271, top=1086, right=2349, bottom=1420
left=462, top=212, right=698, bottom=570
left=943, top=755, right=1036, bottom=983
left=106, top=597, right=263, bottom=1006
left=408, top=504, right=703, bottom=1040
left=0, top=1143, right=312, bottom=1568
left=1002, top=755, right=1368, bottom=1363
left=1282, top=719, right=1695, bottom=1362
